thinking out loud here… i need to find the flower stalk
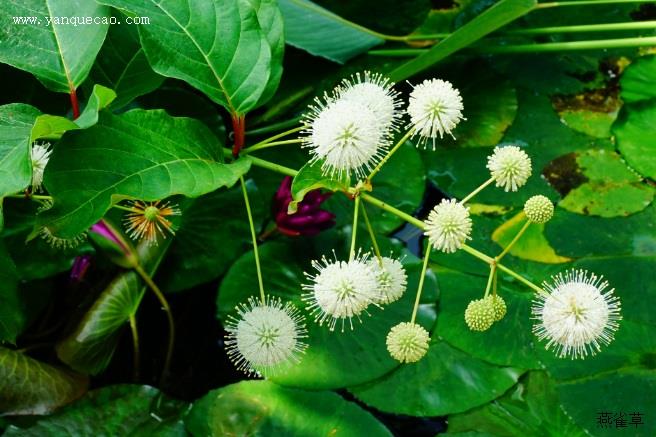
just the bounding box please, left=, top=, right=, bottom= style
left=497, top=219, right=531, bottom=261
left=240, top=176, right=266, bottom=304
left=411, top=246, right=432, bottom=324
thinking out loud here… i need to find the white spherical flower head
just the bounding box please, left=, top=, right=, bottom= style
left=303, top=98, right=389, bottom=180
left=424, top=199, right=472, bottom=253
left=532, top=269, right=621, bottom=360
left=487, top=145, right=532, bottom=192
left=368, top=256, right=408, bottom=305
left=303, top=253, right=379, bottom=331
left=337, top=71, right=402, bottom=136
left=225, top=295, right=308, bottom=376
left=386, top=322, right=430, bottom=363
left=31, top=142, right=52, bottom=191
left=407, top=78, right=464, bottom=149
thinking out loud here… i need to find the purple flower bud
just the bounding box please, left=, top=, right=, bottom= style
left=90, top=219, right=131, bottom=255
left=272, top=177, right=335, bottom=237
left=70, top=255, right=92, bottom=282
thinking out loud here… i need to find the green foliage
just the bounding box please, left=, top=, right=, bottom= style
left=186, top=380, right=392, bottom=436
left=0, top=243, right=22, bottom=343
left=99, top=0, right=284, bottom=115
left=0, top=0, right=109, bottom=93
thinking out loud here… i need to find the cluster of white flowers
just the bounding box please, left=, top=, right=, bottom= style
left=302, top=72, right=465, bottom=180
left=303, top=252, right=408, bottom=331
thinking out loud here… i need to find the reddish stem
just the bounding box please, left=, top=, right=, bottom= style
left=231, top=115, right=246, bottom=157
left=69, top=86, right=80, bottom=120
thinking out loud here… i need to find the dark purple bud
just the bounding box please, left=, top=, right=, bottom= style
left=272, top=176, right=336, bottom=237
left=70, top=255, right=92, bottom=282
left=90, top=219, right=131, bottom=255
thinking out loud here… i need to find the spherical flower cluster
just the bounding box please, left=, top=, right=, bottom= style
left=407, top=78, right=464, bottom=149
left=487, top=145, right=532, bottom=192
left=368, top=256, right=408, bottom=304
left=303, top=252, right=407, bottom=331
left=225, top=295, right=308, bottom=376
left=302, top=71, right=401, bottom=180
left=424, top=199, right=472, bottom=253
left=386, top=322, right=430, bottom=363
left=488, top=294, right=507, bottom=322
left=465, top=298, right=496, bottom=331
left=524, top=195, right=554, bottom=224
left=532, top=269, right=621, bottom=359
left=31, top=142, right=52, bottom=191
left=303, top=253, right=378, bottom=331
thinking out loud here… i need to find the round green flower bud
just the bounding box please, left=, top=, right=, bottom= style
left=464, top=299, right=495, bottom=331
left=524, top=195, right=554, bottom=224
left=386, top=322, right=430, bottom=363
left=484, top=295, right=507, bottom=322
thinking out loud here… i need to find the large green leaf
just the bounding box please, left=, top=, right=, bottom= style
left=0, top=0, right=109, bottom=93
left=89, top=16, right=165, bottom=109
left=99, top=0, right=284, bottom=115
left=157, top=180, right=265, bottom=293
left=185, top=380, right=392, bottom=436
left=0, top=347, right=88, bottom=415
left=620, top=55, right=656, bottom=104
left=36, top=109, right=251, bottom=239
left=0, top=243, right=22, bottom=343
left=56, top=239, right=171, bottom=375
left=389, top=0, right=537, bottom=81
left=613, top=102, right=656, bottom=179
left=217, top=239, right=438, bottom=389
left=447, top=372, right=586, bottom=436
left=289, top=160, right=350, bottom=214
left=553, top=149, right=654, bottom=217
left=279, top=0, right=384, bottom=63
left=4, top=385, right=187, bottom=435
left=349, top=340, right=523, bottom=416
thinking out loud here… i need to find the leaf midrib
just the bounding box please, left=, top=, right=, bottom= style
left=44, top=0, right=74, bottom=92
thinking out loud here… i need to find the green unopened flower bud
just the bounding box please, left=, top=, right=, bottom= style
left=484, top=295, right=507, bottom=322
left=524, top=195, right=554, bottom=224
left=386, top=322, right=430, bottom=363
left=465, top=299, right=495, bottom=331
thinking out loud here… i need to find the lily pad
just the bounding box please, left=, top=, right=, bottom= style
left=620, top=55, right=656, bottom=104
left=613, top=102, right=656, bottom=180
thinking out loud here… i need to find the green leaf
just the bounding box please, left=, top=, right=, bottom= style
left=36, top=109, right=251, bottom=239
left=0, top=0, right=109, bottom=93
left=558, top=109, right=619, bottom=139
left=447, top=372, right=586, bottom=437
left=389, top=0, right=537, bottom=81
left=620, top=55, right=656, bottom=104
left=89, top=16, right=165, bottom=109
left=99, top=0, right=284, bottom=115
left=217, top=239, right=438, bottom=389
left=350, top=340, right=523, bottom=416
left=0, top=242, right=22, bottom=343
left=613, top=102, right=656, bottom=179
left=289, top=160, right=349, bottom=214
left=56, top=239, right=171, bottom=375
left=4, top=385, right=187, bottom=435
left=279, top=0, right=384, bottom=63
left=157, top=181, right=265, bottom=293
left=185, top=380, right=392, bottom=436
left=433, top=267, right=540, bottom=369
left=0, top=347, right=88, bottom=415
left=0, top=104, right=41, bottom=226
left=72, top=84, right=117, bottom=129
left=491, top=211, right=572, bottom=263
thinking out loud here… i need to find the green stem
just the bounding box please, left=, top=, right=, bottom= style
left=484, top=264, right=497, bottom=298
left=497, top=220, right=531, bottom=261
left=128, top=314, right=140, bottom=381
left=411, top=246, right=432, bottom=324
left=476, top=36, right=656, bottom=53
left=244, top=154, right=544, bottom=294
left=536, top=0, right=652, bottom=8
left=242, top=139, right=303, bottom=154
left=367, top=129, right=414, bottom=182
left=349, top=196, right=361, bottom=262
left=112, top=204, right=137, bottom=213
left=245, top=117, right=303, bottom=136
left=246, top=126, right=304, bottom=151
left=134, top=264, right=174, bottom=382
left=360, top=202, right=383, bottom=265
left=493, top=269, right=498, bottom=296
left=240, top=176, right=266, bottom=304
left=505, top=21, right=656, bottom=35
left=6, top=193, right=53, bottom=201
left=460, top=177, right=495, bottom=205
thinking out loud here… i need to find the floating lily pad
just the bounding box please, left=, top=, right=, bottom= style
left=613, top=102, right=656, bottom=180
